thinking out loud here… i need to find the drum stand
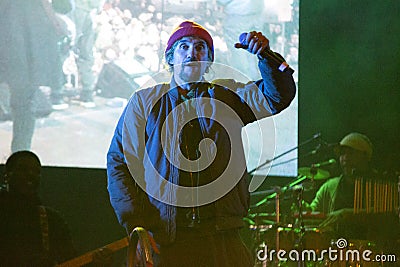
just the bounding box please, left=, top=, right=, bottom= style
left=275, top=187, right=282, bottom=253
left=292, top=186, right=306, bottom=267
left=254, top=188, right=282, bottom=267
left=267, top=185, right=308, bottom=267
left=398, top=175, right=400, bottom=224
left=267, top=185, right=304, bottom=267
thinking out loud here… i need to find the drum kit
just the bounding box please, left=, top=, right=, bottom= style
left=244, top=167, right=386, bottom=267
left=243, top=134, right=398, bottom=266
left=245, top=167, right=327, bottom=267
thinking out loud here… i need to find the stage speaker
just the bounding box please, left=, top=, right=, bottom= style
left=95, top=62, right=138, bottom=99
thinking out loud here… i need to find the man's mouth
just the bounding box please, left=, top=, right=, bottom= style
left=184, top=61, right=199, bottom=67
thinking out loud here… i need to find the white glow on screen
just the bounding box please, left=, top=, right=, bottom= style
left=0, top=0, right=298, bottom=177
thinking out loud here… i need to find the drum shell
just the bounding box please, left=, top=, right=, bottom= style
left=328, top=240, right=383, bottom=267
left=262, top=226, right=333, bottom=252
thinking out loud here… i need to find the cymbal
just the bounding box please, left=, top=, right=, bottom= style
left=298, top=167, right=330, bottom=180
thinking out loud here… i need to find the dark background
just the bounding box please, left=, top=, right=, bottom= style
left=1, top=0, right=400, bottom=263
left=298, top=0, right=400, bottom=173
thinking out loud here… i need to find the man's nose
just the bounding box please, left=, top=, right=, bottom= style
left=186, top=46, right=197, bottom=60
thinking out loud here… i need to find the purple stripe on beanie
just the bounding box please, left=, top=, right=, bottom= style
left=165, top=21, right=214, bottom=61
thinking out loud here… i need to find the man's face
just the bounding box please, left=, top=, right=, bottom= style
left=171, top=36, right=210, bottom=85
left=338, top=146, right=369, bottom=176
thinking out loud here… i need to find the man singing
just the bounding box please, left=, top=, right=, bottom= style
left=107, top=20, right=296, bottom=266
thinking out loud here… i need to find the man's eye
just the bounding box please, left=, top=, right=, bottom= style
left=179, top=44, right=189, bottom=50
left=196, top=45, right=205, bottom=51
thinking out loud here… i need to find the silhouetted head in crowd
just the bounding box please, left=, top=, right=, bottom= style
left=4, top=150, right=42, bottom=202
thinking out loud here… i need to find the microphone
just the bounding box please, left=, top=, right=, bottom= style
left=313, top=132, right=322, bottom=139
left=235, top=32, right=294, bottom=74
left=311, top=144, right=323, bottom=155
left=311, top=158, right=337, bottom=168
left=310, top=140, right=334, bottom=155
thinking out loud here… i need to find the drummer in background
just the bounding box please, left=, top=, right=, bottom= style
left=306, top=132, right=382, bottom=242
left=308, top=132, right=376, bottom=229
left=307, top=132, right=399, bottom=245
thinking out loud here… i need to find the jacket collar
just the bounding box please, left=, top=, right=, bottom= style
left=168, top=76, right=211, bottom=100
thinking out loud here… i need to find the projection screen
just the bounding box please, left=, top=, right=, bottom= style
left=0, top=0, right=298, bottom=177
